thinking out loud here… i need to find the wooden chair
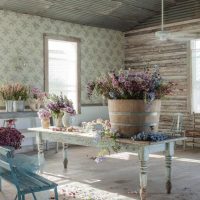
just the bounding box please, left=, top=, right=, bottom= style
left=0, top=146, right=58, bottom=200
left=169, top=113, right=185, bottom=149
left=185, top=113, right=200, bottom=149
left=170, top=113, right=184, bottom=136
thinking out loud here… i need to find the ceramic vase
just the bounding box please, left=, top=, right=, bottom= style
left=41, top=118, right=50, bottom=129
left=28, top=99, right=41, bottom=111
left=13, top=100, right=25, bottom=112
left=62, top=112, right=71, bottom=127
left=5, top=100, right=13, bottom=112
left=54, top=113, right=63, bottom=127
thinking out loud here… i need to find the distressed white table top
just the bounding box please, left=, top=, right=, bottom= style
left=28, top=127, right=186, bottom=147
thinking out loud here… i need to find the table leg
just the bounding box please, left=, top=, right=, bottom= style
left=63, top=143, right=68, bottom=169
left=55, top=142, right=59, bottom=153
left=138, top=148, right=149, bottom=200
left=37, top=132, right=44, bottom=173
left=165, top=142, right=174, bottom=194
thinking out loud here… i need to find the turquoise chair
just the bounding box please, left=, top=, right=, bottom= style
left=0, top=146, right=58, bottom=200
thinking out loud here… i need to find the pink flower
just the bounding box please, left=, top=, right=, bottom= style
left=30, top=87, right=47, bottom=101
left=31, top=87, right=42, bottom=95
left=62, top=106, right=76, bottom=115
left=112, top=79, right=119, bottom=88
left=37, top=109, right=51, bottom=119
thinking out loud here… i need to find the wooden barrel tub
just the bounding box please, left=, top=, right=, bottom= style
left=108, top=99, right=161, bottom=138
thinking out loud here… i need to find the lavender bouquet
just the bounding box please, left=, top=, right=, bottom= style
left=46, top=94, right=76, bottom=117
left=87, top=68, right=176, bottom=102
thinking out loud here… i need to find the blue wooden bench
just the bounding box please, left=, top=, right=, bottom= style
left=0, top=146, right=58, bottom=200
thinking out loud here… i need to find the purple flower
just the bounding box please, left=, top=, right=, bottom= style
left=30, top=87, right=47, bottom=100
left=47, top=94, right=76, bottom=116
left=87, top=67, right=176, bottom=101
left=0, top=128, right=24, bottom=149
left=62, top=106, right=76, bottom=115
left=37, top=108, right=51, bottom=119
left=112, top=79, right=119, bottom=88
left=95, top=156, right=106, bottom=164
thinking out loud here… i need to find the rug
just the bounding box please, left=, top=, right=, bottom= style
left=50, top=181, right=135, bottom=200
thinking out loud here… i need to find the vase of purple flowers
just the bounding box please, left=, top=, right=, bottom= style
left=37, top=109, right=51, bottom=129
left=61, top=106, right=76, bottom=127
left=87, top=68, right=176, bottom=138
left=47, top=94, right=76, bottom=128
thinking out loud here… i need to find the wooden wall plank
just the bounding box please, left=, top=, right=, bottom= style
left=124, top=21, right=200, bottom=132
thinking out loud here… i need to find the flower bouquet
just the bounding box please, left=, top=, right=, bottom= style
left=46, top=94, right=76, bottom=127
left=37, top=108, right=51, bottom=129
left=12, top=83, right=28, bottom=112
left=0, top=127, right=24, bottom=149
left=28, top=87, right=47, bottom=111
left=0, top=84, right=15, bottom=112
left=87, top=68, right=175, bottom=101
left=0, top=83, right=28, bottom=112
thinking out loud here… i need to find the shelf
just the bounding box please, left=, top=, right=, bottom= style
left=0, top=111, right=38, bottom=119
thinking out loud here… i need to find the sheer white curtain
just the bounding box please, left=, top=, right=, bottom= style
left=191, top=40, right=200, bottom=113
left=48, top=39, right=78, bottom=112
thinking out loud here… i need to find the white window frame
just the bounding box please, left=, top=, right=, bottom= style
left=44, top=34, right=81, bottom=114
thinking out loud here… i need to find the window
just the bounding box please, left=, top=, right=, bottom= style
left=44, top=35, right=81, bottom=113
left=191, top=40, right=200, bottom=113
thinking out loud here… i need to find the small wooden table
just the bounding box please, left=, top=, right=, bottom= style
left=28, top=127, right=186, bottom=200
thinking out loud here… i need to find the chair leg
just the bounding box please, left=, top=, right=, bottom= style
left=32, top=192, right=37, bottom=200
left=183, top=140, right=186, bottom=151
left=17, top=193, right=22, bottom=200
left=193, top=137, right=195, bottom=149
left=22, top=195, right=25, bottom=200
left=54, top=187, right=59, bottom=200
left=14, top=195, right=17, bottom=200
left=0, top=177, right=2, bottom=191
left=56, top=142, right=59, bottom=153
left=182, top=131, right=186, bottom=151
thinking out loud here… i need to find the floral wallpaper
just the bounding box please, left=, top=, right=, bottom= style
left=0, top=10, right=124, bottom=104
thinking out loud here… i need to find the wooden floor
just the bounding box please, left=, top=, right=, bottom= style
left=0, top=145, right=200, bottom=200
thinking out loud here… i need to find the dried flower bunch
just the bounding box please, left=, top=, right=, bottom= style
left=47, top=93, right=76, bottom=117
left=87, top=68, right=176, bottom=102
left=0, top=84, right=14, bottom=100
left=0, top=127, right=24, bottom=149
left=82, top=118, right=111, bottom=131
left=0, top=83, right=28, bottom=101
left=37, top=108, right=51, bottom=120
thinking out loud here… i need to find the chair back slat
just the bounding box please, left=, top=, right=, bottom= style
left=0, top=146, right=13, bottom=172
left=0, top=146, right=20, bottom=188
left=0, top=146, right=12, bottom=157
left=0, top=159, right=11, bottom=171
left=0, top=146, right=58, bottom=200
left=170, top=113, right=184, bottom=135
left=0, top=146, right=15, bottom=172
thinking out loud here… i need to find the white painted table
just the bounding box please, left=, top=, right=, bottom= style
left=28, top=127, right=186, bottom=200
